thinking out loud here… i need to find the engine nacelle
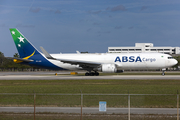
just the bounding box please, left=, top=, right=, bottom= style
left=101, top=64, right=117, bottom=73
left=94, top=64, right=124, bottom=73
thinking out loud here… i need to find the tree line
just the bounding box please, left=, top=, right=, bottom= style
left=0, top=51, right=43, bottom=71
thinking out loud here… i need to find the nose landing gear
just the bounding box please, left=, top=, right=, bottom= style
left=162, top=68, right=166, bottom=76
left=162, top=71, right=165, bottom=76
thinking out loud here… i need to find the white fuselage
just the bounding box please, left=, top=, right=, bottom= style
left=47, top=52, right=177, bottom=71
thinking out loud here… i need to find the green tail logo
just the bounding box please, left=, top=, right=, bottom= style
left=9, top=28, right=40, bottom=58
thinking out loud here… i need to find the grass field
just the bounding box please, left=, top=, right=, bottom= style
left=0, top=79, right=180, bottom=108
left=0, top=114, right=177, bottom=120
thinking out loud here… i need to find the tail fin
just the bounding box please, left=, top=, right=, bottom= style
left=9, top=28, right=41, bottom=58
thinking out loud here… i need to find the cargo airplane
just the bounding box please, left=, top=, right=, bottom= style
left=9, top=28, right=178, bottom=76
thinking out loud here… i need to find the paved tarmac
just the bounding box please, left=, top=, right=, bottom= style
left=0, top=71, right=180, bottom=80
left=0, top=107, right=179, bottom=114
left=0, top=74, right=180, bottom=80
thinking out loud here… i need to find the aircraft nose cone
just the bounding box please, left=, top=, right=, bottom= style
left=173, top=59, right=178, bottom=66
left=175, top=60, right=178, bottom=65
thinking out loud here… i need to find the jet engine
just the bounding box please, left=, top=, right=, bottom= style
left=93, top=64, right=124, bottom=73
left=101, top=64, right=117, bottom=73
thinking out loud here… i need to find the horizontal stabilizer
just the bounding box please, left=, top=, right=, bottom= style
left=6, top=57, right=34, bottom=63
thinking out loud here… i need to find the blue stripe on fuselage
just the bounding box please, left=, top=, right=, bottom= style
left=28, top=54, right=66, bottom=70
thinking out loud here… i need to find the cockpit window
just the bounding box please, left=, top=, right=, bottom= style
left=168, top=57, right=174, bottom=59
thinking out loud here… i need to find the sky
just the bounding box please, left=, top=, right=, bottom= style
left=1, top=0, right=180, bottom=57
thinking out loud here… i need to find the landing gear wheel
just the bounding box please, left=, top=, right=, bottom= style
left=85, top=72, right=99, bottom=76
left=95, top=72, right=99, bottom=76
left=85, top=72, right=90, bottom=76
left=90, top=72, right=95, bottom=76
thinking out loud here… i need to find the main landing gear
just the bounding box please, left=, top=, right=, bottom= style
left=85, top=71, right=99, bottom=76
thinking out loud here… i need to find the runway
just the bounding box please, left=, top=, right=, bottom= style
left=0, top=107, right=179, bottom=114
left=0, top=74, right=180, bottom=80
left=0, top=71, right=180, bottom=80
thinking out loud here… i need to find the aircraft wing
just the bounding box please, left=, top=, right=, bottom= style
left=57, top=58, right=101, bottom=68
left=40, top=46, right=101, bottom=69
left=40, top=46, right=55, bottom=59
